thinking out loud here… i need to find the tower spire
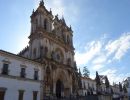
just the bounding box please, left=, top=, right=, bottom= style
left=61, top=15, right=66, bottom=25
left=39, top=0, right=44, bottom=6
left=50, top=8, right=52, bottom=14
left=32, top=9, right=34, bottom=13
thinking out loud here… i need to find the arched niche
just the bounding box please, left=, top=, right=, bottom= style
left=33, top=48, right=36, bottom=58
left=44, top=18, right=48, bottom=30
left=54, top=48, right=64, bottom=63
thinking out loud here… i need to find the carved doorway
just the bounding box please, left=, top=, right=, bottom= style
left=56, top=79, right=64, bottom=98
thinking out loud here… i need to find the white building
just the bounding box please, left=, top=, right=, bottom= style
left=111, top=84, right=120, bottom=99
left=0, top=50, right=43, bottom=100
left=80, top=75, right=125, bottom=100
left=80, top=77, right=96, bottom=96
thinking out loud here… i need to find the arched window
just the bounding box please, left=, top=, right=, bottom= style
left=40, top=46, right=43, bottom=57
left=67, top=35, right=70, bottom=44
left=56, top=53, right=61, bottom=61
left=44, top=46, right=48, bottom=57
left=46, top=66, right=50, bottom=74
left=44, top=19, right=48, bottom=30
left=67, top=58, right=71, bottom=66
left=51, top=51, right=55, bottom=60
left=35, top=19, right=38, bottom=27
left=33, top=48, right=36, bottom=58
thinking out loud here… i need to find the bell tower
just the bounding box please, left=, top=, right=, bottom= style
left=28, top=0, right=53, bottom=59
left=30, top=0, right=53, bottom=33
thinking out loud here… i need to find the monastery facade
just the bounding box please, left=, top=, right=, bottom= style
left=0, top=0, right=80, bottom=100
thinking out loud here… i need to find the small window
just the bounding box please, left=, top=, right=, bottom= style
left=0, top=91, right=5, bottom=100
left=33, top=91, right=38, bottom=100
left=34, top=70, right=38, bottom=80
left=2, top=63, right=9, bottom=75
left=18, top=90, right=24, bottom=100
left=0, top=87, right=6, bottom=100
left=20, top=68, right=26, bottom=78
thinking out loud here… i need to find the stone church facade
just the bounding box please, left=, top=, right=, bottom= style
left=18, top=0, right=80, bottom=98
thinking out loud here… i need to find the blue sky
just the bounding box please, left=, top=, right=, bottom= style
left=0, top=0, right=130, bottom=83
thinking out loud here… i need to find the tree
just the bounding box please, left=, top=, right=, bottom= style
left=123, top=84, right=127, bottom=93
left=95, top=71, right=101, bottom=86
left=111, top=88, right=114, bottom=94
left=95, top=71, right=101, bottom=94
left=119, top=82, right=123, bottom=92
left=105, top=76, right=110, bottom=88
left=125, top=79, right=129, bottom=88
left=105, top=76, right=110, bottom=94
left=78, top=68, right=82, bottom=89
left=79, top=68, right=82, bottom=77
left=83, top=66, right=90, bottom=77
left=74, top=61, right=78, bottom=72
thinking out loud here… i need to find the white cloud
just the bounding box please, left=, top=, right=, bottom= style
left=16, top=34, right=29, bottom=54
left=92, top=64, right=104, bottom=70
left=101, top=69, right=117, bottom=76
left=100, top=69, right=118, bottom=84
left=75, top=33, right=130, bottom=83
left=107, top=59, right=112, bottom=64
left=34, top=0, right=65, bottom=16
left=92, top=55, right=106, bottom=64
left=47, top=0, right=65, bottom=17
left=75, top=41, right=102, bottom=66
left=105, top=33, right=130, bottom=60
left=100, top=69, right=130, bottom=84
left=76, top=33, right=130, bottom=66
left=92, top=55, right=106, bottom=70
left=91, top=68, right=130, bottom=84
